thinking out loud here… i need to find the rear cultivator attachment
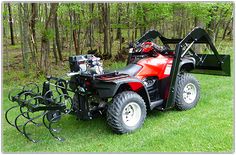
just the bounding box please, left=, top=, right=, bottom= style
left=5, top=78, right=73, bottom=143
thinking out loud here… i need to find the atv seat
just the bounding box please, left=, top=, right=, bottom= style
left=117, top=64, right=142, bottom=76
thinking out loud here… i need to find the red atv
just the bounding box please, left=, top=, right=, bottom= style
left=68, top=27, right=230, bottom=133
left=6, top=27, right=230, bottom=142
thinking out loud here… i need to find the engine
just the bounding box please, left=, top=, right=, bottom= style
left=69, top=55, right=104, bottom=75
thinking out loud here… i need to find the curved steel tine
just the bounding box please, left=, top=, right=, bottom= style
left=55, top=81, right=63, bottom=97
left=23, top=82, right=40, bottom=94
left=8, top=87, right=23, bottom=102
left=46, top=95, right=73, bottom=142
left=42, top=111, right=61, bottom=133
left=65, top=95, right=73, bottom=113
left=5, top=105, right=20, bottom=127
left=43, top=94, right=73, bottom=142
left=14, top=112, right=28, bottom=135
left=43, top=90, right=54, bottom=105
left=42, top=111, right=50, bottom=129
left=43, top=90, right=53, bottom=99
left=22, top=111, right=47, bottom=143
left=17, top=91, right=35, bottom=106
left=19, top=106, right=30, bottom=119
left=54, top=75, right=67, bottom=92
left=14, top=96, right=44, bottom=136
left=26, top=95, right=44, bottom=107
left=48, top=113, right=65, bottom=142
left=61, top=94, right=73, bottom=113
left=20, top=106, right=43, bottom=127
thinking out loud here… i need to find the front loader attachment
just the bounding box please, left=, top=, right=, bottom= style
left=137, top=28, right=231, bottom=77
left=5, top=77, right=73, bottom=143
left=164, top=27, right=231, bottom=108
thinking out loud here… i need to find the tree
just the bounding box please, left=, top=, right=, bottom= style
left=116, top=3, right=122, bottom=40
left=40, top=3, right=57, bottom=74
left=29, top=3, right=38, bottom=64
left=54, top=3, right=63, bottom=61
left=72, top=10, right=81, bottom=55
left=101, top=3, right=111, bottom=59
left=18, top=3, right=30, bottom=75
left=7, top=3, right=15, bottom=45
left=88, top=3, right=95, bottom=50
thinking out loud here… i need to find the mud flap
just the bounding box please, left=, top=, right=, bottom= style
left=191, top=54, right=231, bottom=76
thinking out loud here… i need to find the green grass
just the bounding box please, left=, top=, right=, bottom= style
left=2, top=42, right=234, bottom=153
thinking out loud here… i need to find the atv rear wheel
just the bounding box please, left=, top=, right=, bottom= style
left=107, top=91, right=146, bottom=134
left=175, top=73, right=200, bottom=110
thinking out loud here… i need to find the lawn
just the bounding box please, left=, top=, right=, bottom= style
left=2, top=42, right=234, bottom=153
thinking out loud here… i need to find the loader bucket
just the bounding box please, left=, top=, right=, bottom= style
left=191, top=54, right=231, bottom=76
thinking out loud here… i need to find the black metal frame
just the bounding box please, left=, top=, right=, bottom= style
left=164, top=27, right=230, bottom=108
left=5, top=77, right=73, bottom=143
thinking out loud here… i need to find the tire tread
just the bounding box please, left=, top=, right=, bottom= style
left=107, top=91, right=146, bottom=134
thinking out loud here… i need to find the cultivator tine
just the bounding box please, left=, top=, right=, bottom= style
left=14, top=112, right=28, bottom=135
left=6, top=79, right=74, bottom=143
left=22, top=82, right=40, bottom=95
left=6, top=88, right=36, bottom=128
left=42, top=94, right=73, bottom=142
left=22, top=111, right=47, bottom=143
left=5, top=105, right=19, bottom=127
left=48, top=112, right=65, bottom=142
left=19, top=106, right=42, bottom=126
left=42, top=112, right=61, bottom=133
left=8, top=88, right=23, bottom=102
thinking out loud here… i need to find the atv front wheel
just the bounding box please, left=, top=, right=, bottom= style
left=175, top=73, right=200, bottom=110
left=107, top=91, right=146, bottom=134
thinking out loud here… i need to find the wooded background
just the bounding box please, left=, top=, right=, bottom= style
left=2, top=2, right=233, bottom=75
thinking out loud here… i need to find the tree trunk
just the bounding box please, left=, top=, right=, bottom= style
left=222, top=18, right=231, bottom=40
left=29, top=3, right=38, bottom=64
left=52, top=38, right=58, bottom=64
left=108, top=4, right=112, bottom=57
left=3, top=4, right=8, bottom=38
left=54, top=4, right=63, bottom=61
left=134, top=27, right=137, bottom=40
left=116, top=4, right=122, bottom=40
left=142, top=7, right=147, bottom=35
left=127, top=3, right=130, bottom=42
left=98, top=4, right=103, bottom=34
left=31, top=3, right=37, bottom=41
left=97, top=4, right=102, bottom=55
left=18, top=3, right=30, bottom=75
left=72, top=11, right=80, bottom=55
left=89, top=3, right=94, bottom=50
left=40, top=3, right=57, bottom=74
left=18, top=4, right=23, bottom=57
left=101, top=3, right=110, bottom=58
left=7, top=3, right=15, bottom=45
left=69, top=6, right=73, bottom=55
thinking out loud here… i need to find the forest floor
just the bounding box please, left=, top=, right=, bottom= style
left=2, top=41, right=234, bottom=153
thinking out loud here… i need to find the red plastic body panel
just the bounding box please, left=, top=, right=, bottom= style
left=135, top=54, right=173, bottom=80
left=128, top=82, right=143, bottom=91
